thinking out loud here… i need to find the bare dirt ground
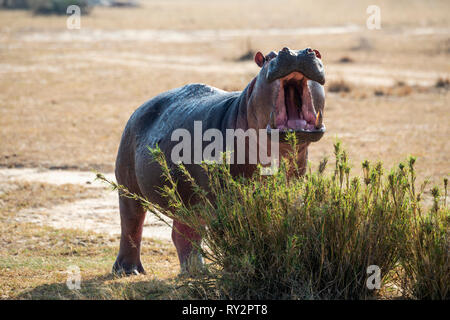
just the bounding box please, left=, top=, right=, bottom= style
left=0, top=168, right=172, bottom=240
left=0, top=0, right=449, bottom=299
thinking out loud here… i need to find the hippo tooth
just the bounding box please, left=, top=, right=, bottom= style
left=315, top=110, right=323, bottom=129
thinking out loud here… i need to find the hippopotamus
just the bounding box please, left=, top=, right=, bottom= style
left=113, top=47, right=326, bottom=275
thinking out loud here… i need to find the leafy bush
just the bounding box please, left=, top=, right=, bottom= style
left=98, top=137, right=449, bottom=300
left=28, top=0, right=91, bottom=15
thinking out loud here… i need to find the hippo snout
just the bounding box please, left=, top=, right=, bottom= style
left=266, top=47, right=325, bottom=85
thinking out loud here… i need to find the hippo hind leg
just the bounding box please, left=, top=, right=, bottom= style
left=112, top=194, right=146, bottom=276
left=172, top=220, right=204, bottom=274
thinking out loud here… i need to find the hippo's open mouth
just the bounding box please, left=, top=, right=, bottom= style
left=267, top=71, right=325, bottom=142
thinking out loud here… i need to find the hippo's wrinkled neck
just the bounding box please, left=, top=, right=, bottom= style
left=225, top=78, right=257, bottom=131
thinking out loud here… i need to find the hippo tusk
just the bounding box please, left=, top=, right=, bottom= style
left=315, top=110, right=323, bottom=129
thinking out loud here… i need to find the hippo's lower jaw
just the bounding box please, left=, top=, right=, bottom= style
left=267, top=124, right=326, bottom=143
left=266, top=71, right=325, bottom=143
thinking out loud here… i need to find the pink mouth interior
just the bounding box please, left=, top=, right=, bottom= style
left=273, top=72, right=318, bottom=131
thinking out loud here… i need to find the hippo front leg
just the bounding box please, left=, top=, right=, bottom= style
left=172, top=220, right=204, bottom=274
left=112, top=195, right=146, bottom=276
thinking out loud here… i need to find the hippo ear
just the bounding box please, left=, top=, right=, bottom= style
left=313, top=49, right=322, bottom=59
left=254, top=51, right=266, bottom=67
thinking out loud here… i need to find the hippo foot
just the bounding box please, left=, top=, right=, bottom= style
left=112, top=259, right=146, bottom=276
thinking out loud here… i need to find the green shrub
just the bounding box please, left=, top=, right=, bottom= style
left=399, top=178, right=449, bottom=299
left=28, top=0, right=91, bottom=15
left=98, top=136, right=449, bottom=300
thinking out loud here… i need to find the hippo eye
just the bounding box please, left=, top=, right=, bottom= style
left=265, top=51, right=277, bottom=61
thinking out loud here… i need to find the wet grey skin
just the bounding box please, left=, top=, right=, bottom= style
left=112, top=47, right=326, bottom=275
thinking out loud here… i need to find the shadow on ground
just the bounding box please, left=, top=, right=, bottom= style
left=16, top=273, right=183, bottom=300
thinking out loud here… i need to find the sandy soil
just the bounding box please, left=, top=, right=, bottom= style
left=0, top=168, right=172, bottom=241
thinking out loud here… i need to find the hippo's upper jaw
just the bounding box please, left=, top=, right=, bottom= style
left=264, top=48, right=326, bottom=142
left=266, top=47, right=325, bottom=85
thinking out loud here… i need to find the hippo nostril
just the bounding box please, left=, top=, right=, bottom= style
left=282, top=47, right=290, bottom=53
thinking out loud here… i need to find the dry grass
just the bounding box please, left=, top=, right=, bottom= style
left=0, top=181, right=183, bottom=299
left=0, top=222, right=183, bottom=299
left=2, top=0, right=449, bottom=30
left=0, top=181, right=98, bottom=213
